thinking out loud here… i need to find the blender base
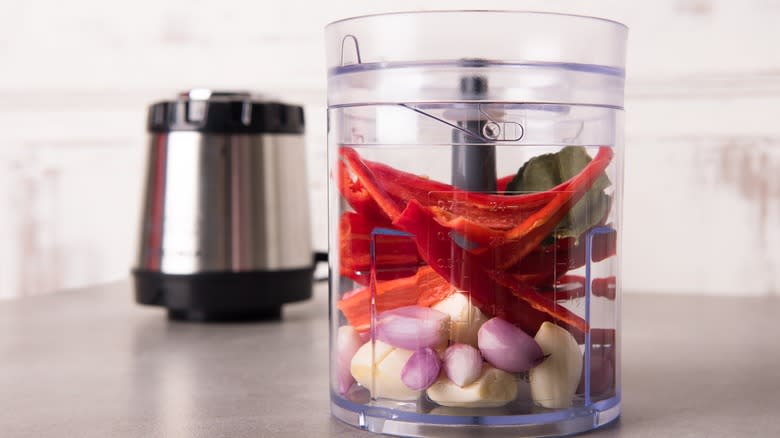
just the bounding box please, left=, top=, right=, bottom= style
left=331, top=395, right=620, bottom=438
left=167, top=307, right=282, bottom=322
left=133, top=268, right=312, bottom=322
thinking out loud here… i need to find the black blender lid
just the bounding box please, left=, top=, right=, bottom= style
left=147, top=89, right=305, bottom=134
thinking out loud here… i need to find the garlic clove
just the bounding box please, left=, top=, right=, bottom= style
left=426, top=365, right=518, bottom=408
left=432, top=292, right=488, bottom=347
left=442, top=343, right=483, bottom=387
left=350, top=340, right=392, bottom=375
left=350, top=340, right=393, bottom=391
left=374, top=347, right=420, bottom=400
left=336, top=325, right=364, bottom=394
left=529, top=322, right=583, bottom=409
left=350, top=340, right=420, bottom=400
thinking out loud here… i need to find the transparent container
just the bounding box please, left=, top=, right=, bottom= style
left=326, top=11, right=627, bottom=437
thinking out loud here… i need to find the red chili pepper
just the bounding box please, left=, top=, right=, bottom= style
left=394, top=199, right=588, bottom=338
left=340, top=148, right=565, bottom=238
left=543, top=275, right=617, bottom=301
left=591, top=328, right=616, bottom=346
left=340, top=148, right=405, bottom=220
left=339, top=212, right=421, bottom=285
left=577, top=343, right=616, bottom=397
left=337, top=156, right=397, bottom=221
left=578, top=328, right=617, bottom=397
left=342, top=146, right=614, bottom=255
left=497, top=173, right=515, bottom=192
left=337, top=266, right=455, bottom=332
left=364, top=155, right=562, bottom=208
left=337, top=146, right=615, bottom=342
left=361, top=155, right=559, bottom=231
left=505, top=228, right=617, bottom=285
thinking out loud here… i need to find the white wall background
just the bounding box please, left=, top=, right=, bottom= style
left=1, top=0, right=779, bottom=298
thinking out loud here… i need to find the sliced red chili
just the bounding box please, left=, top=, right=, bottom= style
left=342, top=146, right=614, bottom=257
left=340, top=148, right=405, bottom=221
left=394, top=199, right=588, bottom=338
left=504, top=227, right=617, bottom=285
left=339, top=212, right=420, bottom=285
left=337, top=266, right=455, bottom=332
left=541, top=275, right=617, bottom=301
left=363, top=156, right=559, bottom=231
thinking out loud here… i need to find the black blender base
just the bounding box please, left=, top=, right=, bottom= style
left=167, top=307, right=282, bottom=322
left=132, top=268, right=313, bottom=322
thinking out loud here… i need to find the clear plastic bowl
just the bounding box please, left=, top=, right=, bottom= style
left=326, top=11, right=627, bottom=437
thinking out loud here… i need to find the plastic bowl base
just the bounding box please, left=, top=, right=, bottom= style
left=331, top=395, right=620, bottom=438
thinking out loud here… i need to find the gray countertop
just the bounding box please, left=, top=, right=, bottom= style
left=1, top=282, right=779, bottom=437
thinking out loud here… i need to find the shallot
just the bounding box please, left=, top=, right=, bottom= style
left=376, top=305, right=450, bottom=350
left=400, top=347, right=441, bottom=390
left=477, top=317, right=544, bottom=373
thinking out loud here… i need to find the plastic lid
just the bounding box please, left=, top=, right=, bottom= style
left=147, top=90, right=305, bottom=134
left=326, top=11, right=627, bottom=73
left=325, top=11, right=628, bottom=108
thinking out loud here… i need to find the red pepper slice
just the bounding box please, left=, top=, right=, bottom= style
left=505, top=227, right=617, bottom=285
left=340, top=148, right=569, bottom=235
left=364, top=156, right=563, bottom=209
left=540, top=276, right=617, bottom=301
left=337, top=146, right=613, bottom=341
left=342, top=146, right=614, bottom=256
left=431, top=210, right=509, bottom=246
left=337, top=266, right=455, bottom=332
left=339, top=212, right=420, bottom=285
left=578, top=343, right=616, bottom=397
left=497, top=173, right=515, bottom=192
left=337, top=155, right=405, bottom=221
left=362, top=156, right=559, bottom=231
left=394, top=199, right=588, bottom=338
left=591, top=327, right=616, bottom=346
left=422, top=147, right=614, bottom=258
left=340, top=148, right=405, bottom=221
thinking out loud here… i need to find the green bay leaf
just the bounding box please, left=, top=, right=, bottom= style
left=506, top=146, right=611, bottom=241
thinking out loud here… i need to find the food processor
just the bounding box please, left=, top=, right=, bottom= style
left=326, top=11, right=627, bottom=437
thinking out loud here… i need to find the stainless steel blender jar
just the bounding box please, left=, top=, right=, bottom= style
left=133, top=90, right=313, bottom=321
